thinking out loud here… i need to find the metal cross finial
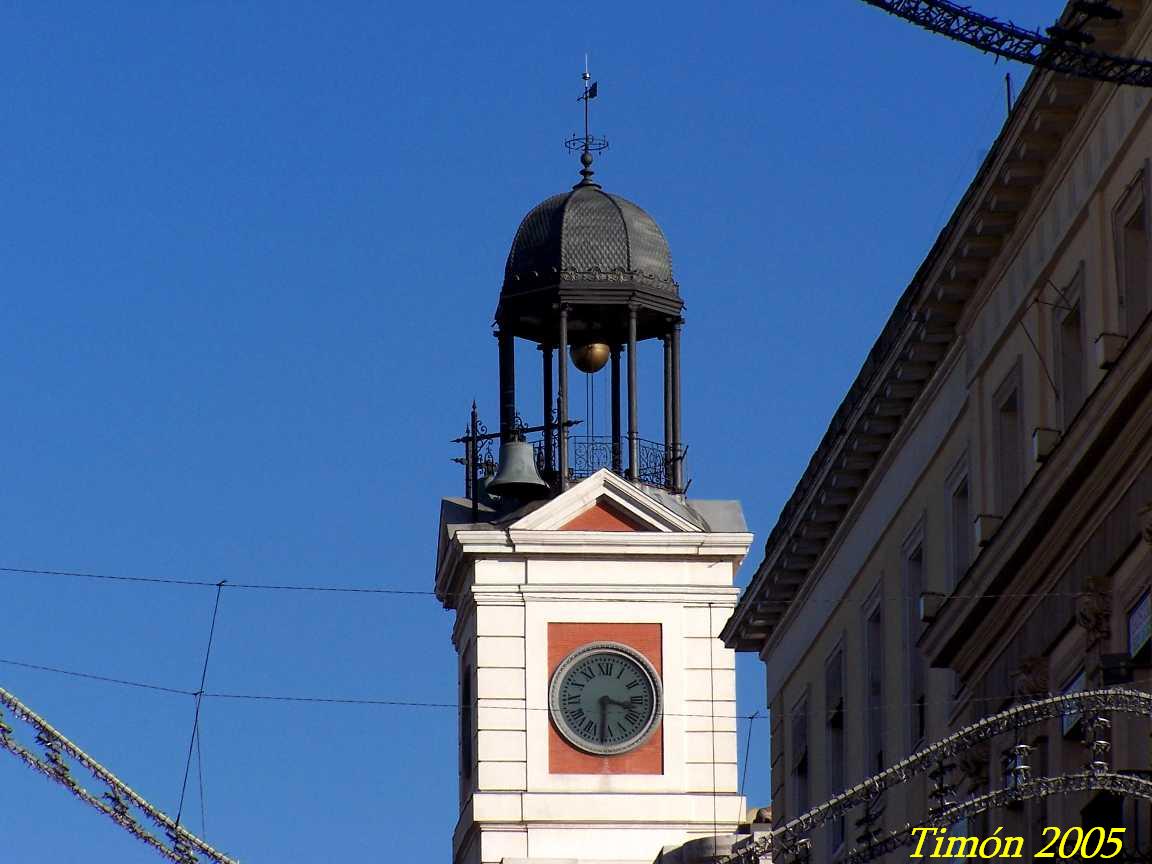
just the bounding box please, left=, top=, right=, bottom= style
left=565, top=58, right=608, bottom=186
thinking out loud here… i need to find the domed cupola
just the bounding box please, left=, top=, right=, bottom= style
left=477, top=76, right=686, bottom=499
left=497, top=160, right=682, bottom=347
left=503, top=180, right=678, bottom=299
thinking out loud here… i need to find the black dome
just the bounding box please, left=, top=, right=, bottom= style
left=502, top=184, right=677, bottom=298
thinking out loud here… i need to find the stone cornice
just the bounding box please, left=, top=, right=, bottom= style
left=437, top=469, right=752, bottom=608
left=437, top=530, right=753, bottom=609
left=722, top=3, right=1150, bottom=653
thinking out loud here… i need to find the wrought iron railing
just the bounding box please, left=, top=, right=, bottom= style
left=574, top=435, right=679, bottom=489
left=526, top=433, right=682, bottom=492
left=455, top=407, right=685, bottom=503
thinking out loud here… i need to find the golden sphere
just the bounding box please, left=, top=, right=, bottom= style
left=570, top=342, right=611, bottom=374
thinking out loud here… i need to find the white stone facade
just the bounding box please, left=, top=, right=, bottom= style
left=435, top=470, right=753, bottom=864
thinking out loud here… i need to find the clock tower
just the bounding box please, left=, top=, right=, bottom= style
left=435, top=124, right=752, bottom=864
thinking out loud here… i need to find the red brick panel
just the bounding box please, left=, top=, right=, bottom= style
left=559, top=499, right=648, bottom=532
left=547, top=622, right=663, bottom=774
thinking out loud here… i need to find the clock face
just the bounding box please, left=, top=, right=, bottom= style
left=548, top=641, right=662, bottom=756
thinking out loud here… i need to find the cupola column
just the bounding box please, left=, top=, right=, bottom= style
left=627, top=303, right=639, bottom=481
left=558, top=306, right=571, bottom=490
left=541, top=344, right=554, bottom=478
left=663, top=331, right=673, bottom=481
left=671, top=319, right=683, bottom=491
left=498, top=325, right=516, bottom=443
left=610, top=345, right=622, bottom=473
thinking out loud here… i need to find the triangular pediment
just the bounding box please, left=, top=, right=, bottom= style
left=508, top=469, right=702, bottom=533
left=559, top=498, right=648, bottom=531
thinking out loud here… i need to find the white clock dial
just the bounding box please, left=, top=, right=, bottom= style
left=548, top=641, right=662, bottom=756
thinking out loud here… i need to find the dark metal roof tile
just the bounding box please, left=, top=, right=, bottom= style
left=502, top=185, right=677, bottom=296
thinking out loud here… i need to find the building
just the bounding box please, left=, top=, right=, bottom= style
left=723, top=1, right=1152, bottom=859
left=435, top=146, right=760, bottom=864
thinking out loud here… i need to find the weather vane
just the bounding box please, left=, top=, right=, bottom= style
left=565, top=56, right=609, bottom=185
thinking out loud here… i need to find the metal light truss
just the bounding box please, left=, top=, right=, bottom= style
left=721, top=688, right=1152, bottom=864
left=842, top=773, right=1152, bottom=864
left=860, top=0, right=1152, bottom=86
left=0, top=685, right=239, bottom=864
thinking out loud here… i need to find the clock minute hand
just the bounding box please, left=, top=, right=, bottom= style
left=598, top=695, right=608, bottom=743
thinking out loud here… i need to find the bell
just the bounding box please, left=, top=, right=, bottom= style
left=486, top=440, right=550, bottom=500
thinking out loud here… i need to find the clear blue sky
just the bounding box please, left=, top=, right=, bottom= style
left=0, top=1, right=1060, bottom=860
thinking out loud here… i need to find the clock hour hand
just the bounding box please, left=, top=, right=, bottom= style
left=603, top=695, right=636, bottom=710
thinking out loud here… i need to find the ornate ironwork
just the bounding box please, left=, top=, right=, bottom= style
left=571, top=435, right=681, bottom=490
left=860, top=0, right=1152, bottom=86
left=0, top=685, right=238, bottom=864
left=722, top=688, right=1152, bottom=864
left=454, top=405, right=684, bottom=499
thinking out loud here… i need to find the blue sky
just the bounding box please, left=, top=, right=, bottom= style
left=0, top=1, right=1064, bottom=860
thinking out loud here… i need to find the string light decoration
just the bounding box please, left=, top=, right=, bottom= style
left=861, top=0, right=1152, bottom=86
left=0, top=685, right=238, bottom=864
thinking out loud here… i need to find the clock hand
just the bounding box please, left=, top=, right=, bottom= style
left=603, top=696, right=635, bottom=710
left=598, top=695, right=607, bottom=743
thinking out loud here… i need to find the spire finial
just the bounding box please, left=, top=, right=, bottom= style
left=565, top=58, right=608, bottom=188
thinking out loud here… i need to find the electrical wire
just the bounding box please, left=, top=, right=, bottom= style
left=0, top=657, right=196, bottom=696
left=0, top=651, right=758, bottom=717
left=176, top=582, right=225, bottom=828
left=0, top=566, right=434, bottom=596
left=2, top=651, right=1134, bottom=723
left=740, top=709, right=760, bottom=796
left=0, top=564, right=1094, bottom=605
left=196, top=714, right=207, bottom=839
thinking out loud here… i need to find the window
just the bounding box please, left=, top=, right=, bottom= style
left=1055, top=268, right=1087, bottom=426
left=825, top=647, right=846, bottom=852
left=1115, top=168, right=1151, bottom=335
left=791, top=695, right=810, bottom=817
left=1061, top=668, right=1085, bottom=738
left=993, top=364, right=1024, bottom=513
left=903, top=531, right=926, bottom=749
left=460, top=663, right=473, bottom=784
left=1129, top=590, right=1150, bottom=663
left=947, top=459, right=971, bottom=589
left=863, top=596, right=884, bottom=775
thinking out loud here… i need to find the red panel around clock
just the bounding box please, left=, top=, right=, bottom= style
left=548, top=622, right=663, bottom=774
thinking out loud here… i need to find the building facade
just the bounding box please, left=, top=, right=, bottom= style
left=723, top=1, right=1152, bottom=859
